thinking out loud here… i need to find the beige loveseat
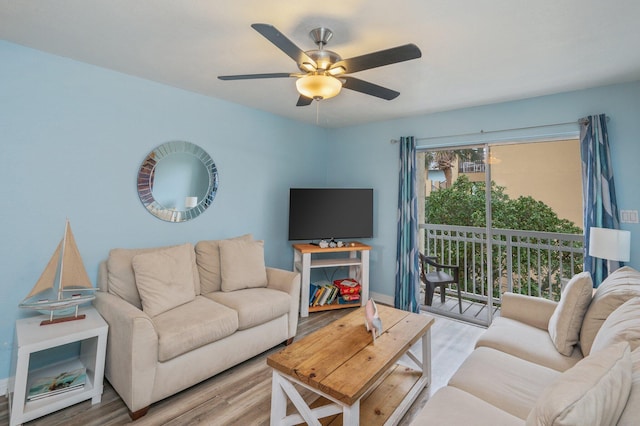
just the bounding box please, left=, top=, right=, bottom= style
left=412, top=266, right=640, bottom=425
left=93, top=234, right=300, bottom=419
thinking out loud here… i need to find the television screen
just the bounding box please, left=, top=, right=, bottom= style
left=288, top=188, right=374, bottom=241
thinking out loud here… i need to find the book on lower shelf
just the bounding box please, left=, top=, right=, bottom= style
left=334, top=278, right=361, bottom=295
left=27, top=361, right=87, bottom=401
left=310, top=279, right=362, bottom=308
left=309, top=280, right=341, bottom=307
left=309, top=283, right=319, bottom=305
left=339, top=293, right=361, bottom=304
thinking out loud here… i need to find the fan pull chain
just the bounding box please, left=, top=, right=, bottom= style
left=316, top=100, right=320, bottom=125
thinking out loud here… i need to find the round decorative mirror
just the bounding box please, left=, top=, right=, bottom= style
left=137, top=141, right=219, bottom=222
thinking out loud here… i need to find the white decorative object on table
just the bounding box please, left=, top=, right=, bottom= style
left=365, top=298, right=383, bottom=342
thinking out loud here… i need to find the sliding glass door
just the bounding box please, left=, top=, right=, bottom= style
left=419, top=139, right=583, bottom=326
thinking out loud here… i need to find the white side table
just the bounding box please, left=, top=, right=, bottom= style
left=8, top=306, right=108, bottom=426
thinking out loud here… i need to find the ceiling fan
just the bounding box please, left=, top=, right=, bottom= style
left=218, top=24, right=422, bottom=106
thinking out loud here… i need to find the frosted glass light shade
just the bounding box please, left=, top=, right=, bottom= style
left=589, top=227, right=631, bottom=261
left=296, top=75, right=342, bottom=100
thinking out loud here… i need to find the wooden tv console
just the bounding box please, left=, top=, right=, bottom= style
left=292, top=242, right=370, bottom=317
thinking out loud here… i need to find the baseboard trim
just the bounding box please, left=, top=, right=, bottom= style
left=1, top=377, right=8, bottom=397
left=370, top=291, right=394, bottom=306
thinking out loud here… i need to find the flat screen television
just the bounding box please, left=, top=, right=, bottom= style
left=288, top=188, right=374, bottom=241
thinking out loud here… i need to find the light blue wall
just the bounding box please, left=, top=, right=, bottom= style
left=0, top=41, right=328, bottom=380
left=2, top=39, right=640, bottom=383
left=327, top=81, right=640, bottom=300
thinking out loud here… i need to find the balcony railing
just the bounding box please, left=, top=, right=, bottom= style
left=420, top=224, right=584, bottom=306
left=459, top=160, right=486, bottom=173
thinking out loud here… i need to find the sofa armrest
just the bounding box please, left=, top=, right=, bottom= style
left=500, top=292, right=558, bottom=330
left=93, top=291, right=158, bottom=413
left=266, top=267, right=300, bottom=338
left=97, top=261, right=109, bottom=291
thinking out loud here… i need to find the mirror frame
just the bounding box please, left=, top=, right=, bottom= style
left=137, top=141, right=219, bottom=222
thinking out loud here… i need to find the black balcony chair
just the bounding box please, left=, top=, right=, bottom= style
left=419, top=252, right=462, bottom=314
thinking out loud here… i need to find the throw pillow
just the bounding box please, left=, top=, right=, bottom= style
left=547, top=271, right=593, bottom=356
left=219, top=238, right=268, bottom=292
left=107, top=244, right=202, bottom=308
left=591, top=297, right=640, bottom=354
left=580, top=266, right=640, bottom=356
left=106, top=247, right=149, bottom=309
left=526, top=341, right=632, bottom=426
left=195, top=234, right=253, bottom=293
left=132, top=243, right=197, bottom=317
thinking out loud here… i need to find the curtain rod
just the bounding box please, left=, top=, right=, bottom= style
left=390, top=116, right=609, bottom=144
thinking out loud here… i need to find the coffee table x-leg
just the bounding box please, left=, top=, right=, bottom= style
left=268, top=306, right=433, bottom=425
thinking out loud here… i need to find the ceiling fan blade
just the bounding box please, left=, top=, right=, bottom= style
left=218, top=73, right=295, bottom=80
left=342, top=77, right=400, bottom=100
left=251, top=23, right=317, bottom=69
left=332, top=44, right=421, bottom=74
left=296, top=95, right=313, bottom=107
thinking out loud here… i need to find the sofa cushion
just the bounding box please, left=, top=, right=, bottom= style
left=195, top=234, right=253, bottom=293
left=617, top=347, right=640, bottom=426
left=107, top=244, right=201, bottom=309
left=475, top=317, right=583, bottom=372
left=548, top=272, right=593, bottom=356
left=449, top=347, right=560, bottom=419
left=106, top=247, right=156, bottom=309
left=580, top=266, right=640, bottom=356
left=151, top=296, right=239, bottom=362
left=219, top=238, right=268, bottom=292
left=591, top=297, right=640, bottom=354
left=410, top=386, right=523, bottom=426
left=204, top=287, right=290, bottom=330
left=132, top=243, right=198, bottom=317
left=526, top=342, right=632, bottom=426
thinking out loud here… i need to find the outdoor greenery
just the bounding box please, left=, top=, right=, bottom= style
left=425, top=175, right=583, bottom=302
left=426, top=175, right=582, bottom=233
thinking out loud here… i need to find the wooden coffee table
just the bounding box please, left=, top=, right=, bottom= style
left=267, top=305, right=434, bottom=425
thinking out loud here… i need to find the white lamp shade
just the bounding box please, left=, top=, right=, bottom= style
left=185, top=196, right=198, bottom=209
left=295, top=75, right=342, bottom=100
left=588, top=227, right=631, bottom=261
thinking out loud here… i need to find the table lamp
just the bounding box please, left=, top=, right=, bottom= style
left=185, top=196, right=198, bottom=209
left=588, top=227, right=631, bottom=274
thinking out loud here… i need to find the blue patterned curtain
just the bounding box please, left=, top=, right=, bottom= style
left=395, top=136, right=420, bottom=312
left=580, top=114, right=621, bottom=286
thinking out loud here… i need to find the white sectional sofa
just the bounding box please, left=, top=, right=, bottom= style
left=412, top=266, right=640, bottom=425
left=93, top=234, right=300, bottom=419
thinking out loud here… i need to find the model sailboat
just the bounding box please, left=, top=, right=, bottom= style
left=19, top=220, right=96, bottom=325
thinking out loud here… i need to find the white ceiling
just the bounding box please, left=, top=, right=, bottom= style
left=2, top=0, right=640, bottom=128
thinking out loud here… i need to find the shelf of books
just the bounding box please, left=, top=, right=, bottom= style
left=308, top=278, right=362, bottom=313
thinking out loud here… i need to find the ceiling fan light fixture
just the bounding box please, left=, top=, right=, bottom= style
left=295, top=74, right=342, bottom=100
left=328, top=65, right=346, bottom=76
left=300, top=62, right=316, bottom=72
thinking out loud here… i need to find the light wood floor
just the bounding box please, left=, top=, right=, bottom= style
left=0, top=308, right=485, bottom=426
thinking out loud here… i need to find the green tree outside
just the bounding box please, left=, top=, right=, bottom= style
left=425, top=175, right=583, bottom=301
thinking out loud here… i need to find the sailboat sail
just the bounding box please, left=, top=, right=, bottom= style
left=25, top=241, right=63, bottom=300
left=20, top=221, right=95, bottom=313
left=58, top=222, right=93, bottom=293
